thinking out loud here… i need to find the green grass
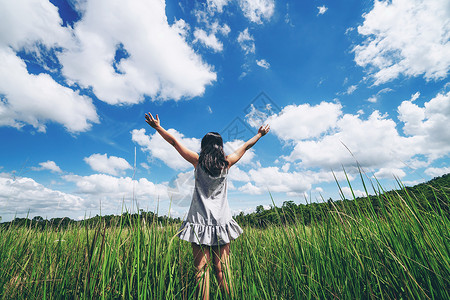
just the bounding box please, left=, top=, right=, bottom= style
left=1, top=179, right=449, bottom=299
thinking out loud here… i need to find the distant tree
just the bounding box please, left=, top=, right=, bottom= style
left=256, top=205, right=264, bottom=214
left=32, top=216, right=44, bottom=222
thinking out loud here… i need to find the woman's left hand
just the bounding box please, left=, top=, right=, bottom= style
left=145, top=113, right=160, bottom=129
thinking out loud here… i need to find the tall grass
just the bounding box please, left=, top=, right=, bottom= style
left=1, top=178, right=449, bottom=299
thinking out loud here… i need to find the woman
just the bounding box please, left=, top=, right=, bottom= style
left=145, top=112, right=269, bottom=299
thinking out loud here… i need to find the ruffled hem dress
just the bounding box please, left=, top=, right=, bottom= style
left=177, top=165, right=243, bottom=246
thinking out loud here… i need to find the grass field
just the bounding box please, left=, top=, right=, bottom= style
left=1, top=180, right=449, bottom=299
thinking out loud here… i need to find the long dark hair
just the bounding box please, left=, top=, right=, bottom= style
left=198, top=132, right=229, bottom=176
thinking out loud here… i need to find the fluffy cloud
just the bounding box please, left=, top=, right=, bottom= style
left=167, top=170, right=195, bottom=207
left=256, top=59, right=270, bottom=69
left=194, top=29, right=223, bottom=51
left=317, top=6, right=328, bottom=15
left=228, top=166, right=251, bottom=182
left=32, top=161, right=63, bottom=173
left=62, top=173, right=168, bottom=214
left=424, top=166, right=450, bottom=177
left=374, top=167, right=406, bottom=179
left=341, top=187, right=366, bottom=199
left=84, top=153, right=132, bottom=176
left=353, top=0, right=450, bottom=85
left=131, top=128, right=201, bottom=170
left=0, top=47, right=98, bottom=133
left=1, top=0, right=216, bottom=131
left=247, top=167, right=312, bottom=195
left=238, top=182, right=263, bottom=195
left=368, top=96, right=378, bottom=103
left=0, top=0, right=96, bottom=133
left=287, top=111, right=414, bottom=169
left=59, top=0, right=216, bottom=104
left=224, top=139, right=256, bottom=165
left=237, top=28, right=256, bottom=54
left=239, top=0, right=275, bottom=24
left=0, top=0, right=72, bottom=49
left=368, top=87, right=394, bottom=103
left=0, top=175, right=87, bottom=216
left=262, top=102, right=343, bottom=141
left=398, top=91, right=450, bottom=159
left=345, top=85, right=358, bottom=95
left=254, top=91, right=450, bottom=181
left=0, top=170, right=169, bottom=221
left=207, top=0, right=231, bottom=13
left=193, top=22, right=230, bottom=52
left=64, top=173, right=166, bottom=199
left=236, top=167, right=351, bottom=196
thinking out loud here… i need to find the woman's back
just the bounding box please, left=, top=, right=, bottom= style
left=178, top=165, right=242, bottom=246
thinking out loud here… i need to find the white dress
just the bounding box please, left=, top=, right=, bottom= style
left=177, top=165, right=243, bottom=246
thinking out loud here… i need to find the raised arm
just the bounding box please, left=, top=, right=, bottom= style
left=145, top=113, right=199, bottom=167
left=226, top=124, right=270, bottom=168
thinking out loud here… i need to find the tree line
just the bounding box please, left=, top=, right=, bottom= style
left=2, top=173, right=448, bottom=230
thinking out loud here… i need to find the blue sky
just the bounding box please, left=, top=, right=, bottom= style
left=0, top=0, right=449, bottom=222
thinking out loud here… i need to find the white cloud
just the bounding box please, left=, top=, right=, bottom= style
left=237, top=28, right=256, bottom=54
left=398, top=91, right=450, bottom=159
left=58, top=0, right=216, bottom=104
left=236, top=167, right=351, bottom=197
left=0, top=47, right=99, bottom=133
left=317, top=5, right=328, bottom=15
left=345, top=27, right=355, bottom=35
left=257, top=91, right=450, bottom=180
left=131, top=128, right=200, bottom=170
left=1, top=0, right=216, bottom=132
left=247, top=167, right=312, bottom=195
left=263, top=102, right=343, bottom=141
left=353, top=0, right=450, bottom=85
left=0, top=175, right=88, bottom=216
left=32, top=161, right=63, bottom=173
left=140, top=162, right=150, bottom=170
left=224, top=140, right=256, bottom=165
left=63, top=173, right=167, bottom=208
left=281, top=163, right=290, bottom=172
left=374, top=167, right=406, bottom=179
left=0, top=0, right=72, bottom=50
left=239, top=0, right=275, bottom=24
left=228, top=166, right=251, bottom=182
left=341, top=186, right=366, bottom=199
left=256, top=59, right=270, bottom=69
left=194, top=29, right=224, bottom=52
left=84, top=153, right=132, bottom=176
left=0, top=170, right=170, bottom=221
left=193, top=21, right=230, bottom=52
left=207, top=0, right=231, bottom=13
left=345, top=85, right=357, bottom=95
left=368, top=96, right=377, bottom=103
left=368, top=87, right=394, bottom=103
left=287, top=110, right=415, bottom=169
left=171, top=19, right=190, bottom=39
left=424, top=166, right=450, bottom=177
left=211, top=22, right=231, bottom=36
left=238, top=182, right=263, bottom=195
left=167, top=170, right=195, bottom=207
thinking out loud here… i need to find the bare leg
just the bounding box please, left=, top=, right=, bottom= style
left=212, top=243, right=231, bottom=296
left=192, top=243, right=211, bottom=300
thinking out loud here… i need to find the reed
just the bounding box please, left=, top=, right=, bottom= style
left=1, top=177, right=449, bottom=299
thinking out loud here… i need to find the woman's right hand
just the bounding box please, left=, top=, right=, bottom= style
left=145, top=113, right=160, bottom=129
left=258, top=124, right=270, bottom=136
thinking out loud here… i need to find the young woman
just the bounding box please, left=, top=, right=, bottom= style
left=145, top=112, right=269, bottom=299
